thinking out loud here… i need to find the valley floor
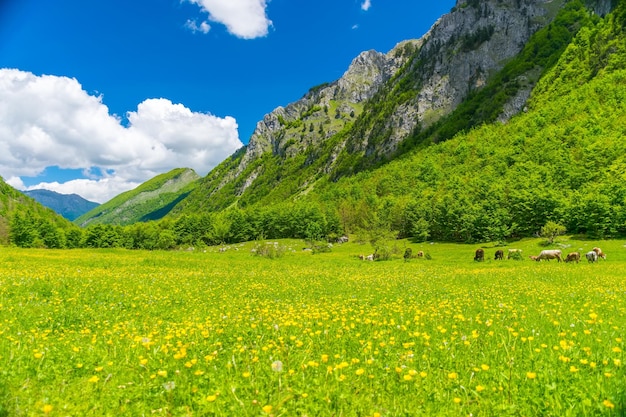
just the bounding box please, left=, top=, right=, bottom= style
left=0, top=238, right=624, bottom=416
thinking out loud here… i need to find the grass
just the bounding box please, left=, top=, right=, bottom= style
left=0, top=237, right=624, bottom=416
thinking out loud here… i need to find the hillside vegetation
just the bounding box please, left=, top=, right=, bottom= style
left=0, top=179, right=82, bottom=248
left=308, top=5, right=626, bottom=243
left=75, top=168, right=200, bottom=227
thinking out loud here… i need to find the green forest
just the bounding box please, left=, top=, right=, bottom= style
left=4, top=0, right=626, bottom=250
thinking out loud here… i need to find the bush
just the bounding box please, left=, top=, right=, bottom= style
left=252, top=241, right=286, bottom=259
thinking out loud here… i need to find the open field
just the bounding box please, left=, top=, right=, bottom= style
left=0, top=238, right=624, bottom=416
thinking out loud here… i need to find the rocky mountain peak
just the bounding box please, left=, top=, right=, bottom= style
left=202, top=0, right=612, bottom=202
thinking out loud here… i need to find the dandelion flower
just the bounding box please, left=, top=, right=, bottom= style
left=88, top=376, right=99, bottom=383
left=271, top=360, right=283, bottom=372
left=476, top=385, right=485, bottom=392
left=453, top=397, right=462, bottom=404
left=42, top=404, right=53, bottom=413
left=242, top=371, right=251, bottom=378
left=206, top=395, right=217, bottom=402
left=157, top=370, right=168, bottom=377
left=481, top=364, right=489, bottom=371
left=356, top=368, right=365, bottom=376
left=603, top=400, right=615, bottom=409
left=448, top=372, right=458, bottom=380
left=526, top=372, right=537, bottom=379
left=262, top=405, right=273, bottom=413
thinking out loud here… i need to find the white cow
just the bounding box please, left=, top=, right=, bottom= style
left=534, top=249, right=562, bottom=262
left=586, top=251, right=598, bottom=263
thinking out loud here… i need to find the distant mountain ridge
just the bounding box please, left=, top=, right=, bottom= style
left=23, top=189, right=99, bottom=221
left=75, top=168, right=200, bottom=227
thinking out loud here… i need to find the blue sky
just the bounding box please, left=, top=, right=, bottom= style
left=0, top=0, right=455, bottom=203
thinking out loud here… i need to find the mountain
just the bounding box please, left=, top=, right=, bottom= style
left=23, top=189, right=99, bottom=221
left=75, top=168, right=200, bottom=227
left=170, top=0, right=614, bottom=215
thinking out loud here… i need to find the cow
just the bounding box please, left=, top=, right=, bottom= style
left=529, top=255, right=539, bottom=261
left=507, top=249, right=523, bottom=259
left=365, top=254, right=375, bottom=261
left=495, top=249, right=504, bottom=260
left=534, top=249, right=562, bottom=262
left=564, top=252, right=580, bottom=263
left=592, top=247, right=606, bottom=260
left=417, top=251, right=424, bottom=258
left=586, top=251, right=598, bottom=263
left=474, top=248, right=485, bottom=262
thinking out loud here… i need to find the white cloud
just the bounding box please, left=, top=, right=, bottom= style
left=21, top=178, right=141, bottom=205
left=361, top=0, right=372, bottom=11
left=0, top=69, right=243, bottom=203
left=185, top=19, right=211, bottom=34
left=186, top=0, right=272, bottom=39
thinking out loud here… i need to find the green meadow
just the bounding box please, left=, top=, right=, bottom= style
left=0, top=238, right=624, bottom=416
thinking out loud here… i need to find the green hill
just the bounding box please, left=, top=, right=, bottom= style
left=0, top=178, right=83, bottom=247
left=75, top=168, right=200, bottom=227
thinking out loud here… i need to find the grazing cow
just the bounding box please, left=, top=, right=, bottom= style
left=592, top=247, right=606, bottom=260
left=586, top=251, right=598, bottom=263
left=534, top=249, right=562, bottom=262
left=365, top=254, right=374, bottom=261
left=417, top=251, right=424, bottom=258
left=495, top=249, right=504, bottom=260
left=529, top=255, right=539, bottom=261
left=474, top=248, right=485, bottom=262
left=507, top=249, right=522, bottom=259
left=564, top=252, right=580, bottom=263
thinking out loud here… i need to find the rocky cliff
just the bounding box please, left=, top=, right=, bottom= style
left=175, top=0, right=614, bottom=211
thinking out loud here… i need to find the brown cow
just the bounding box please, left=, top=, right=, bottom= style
left=417, top=251, right=424, bottom=258
left=494, top=249, right=504, bottom=260
left=564, top=252, right=580, bottom=263
left=592, top=247, right=606, bottom=260
left=474, top=248, right=485, bottom=262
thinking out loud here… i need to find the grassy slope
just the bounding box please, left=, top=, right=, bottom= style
left=76, top=168, right=200, bottom=227
left=0, top=179, right=77, bottom=245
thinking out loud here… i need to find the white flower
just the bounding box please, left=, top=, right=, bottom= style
left=271, top=360, right=283, bottom=372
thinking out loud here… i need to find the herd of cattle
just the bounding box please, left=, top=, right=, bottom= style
left=474, top=247, right=606, bottom=263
